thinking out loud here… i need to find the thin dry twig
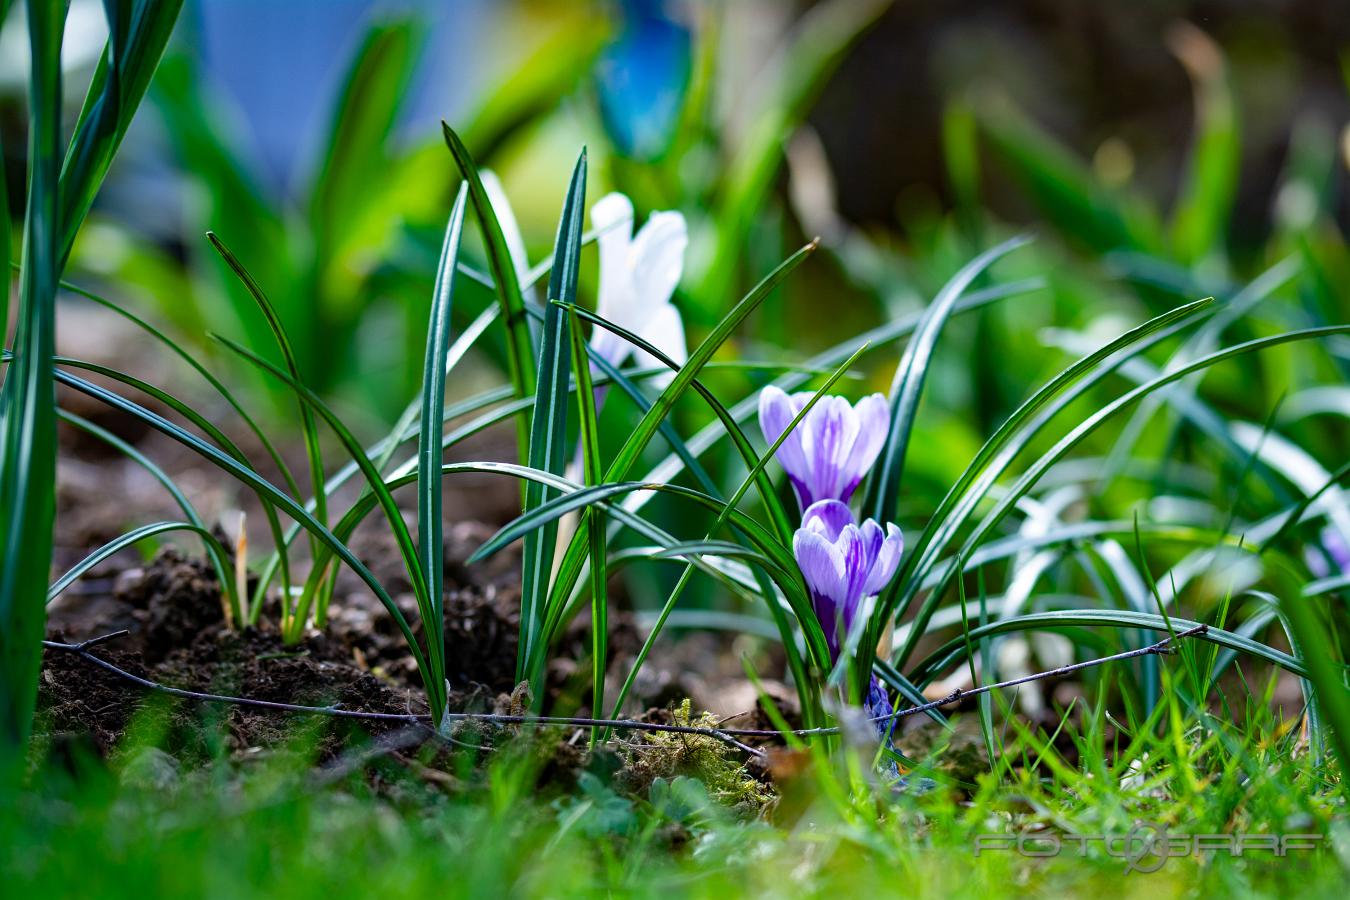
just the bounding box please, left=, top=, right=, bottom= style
left=43, top=624, right=1208, bottom=758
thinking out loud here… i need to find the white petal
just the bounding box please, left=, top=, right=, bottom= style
left=632, top=303, right=687, bottom=386
left=592, top=193, right=634, bottom=321
left=479, top=170, right=531, bottom=287
left=629, top=210, right=687, bottom=322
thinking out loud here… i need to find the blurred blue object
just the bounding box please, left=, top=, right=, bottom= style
left=182, top=0, right=488, bottom=196
left=595, top=0, right=691, bottom=161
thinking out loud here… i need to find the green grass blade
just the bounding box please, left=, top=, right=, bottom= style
left=567, top=305, right=607, bottom=738
left=58, top=0, right=185, bottom=265
left=892, top=325, right=1350, bottom=673
left=519, top=150, right=586, bottom=686
left=0, top=90, right=8, bottom=336
left=441, top=121, right=535, bottom=451
left=417, top=184, right=468, bottom=713
left=47, top=367, right=436, bottom=704
left=209, top=336, right=440, bottom=714
left=210, top=335, right=430, bottom=601
left=1167, top=25, right=1239, bottom=264
left=0, top=0, right=63, bottom=755
left=1272, top=588, right=1350, bottom=778
left=308, top=19, right=420, bottom=265
left=206, top=233, right=330, bottom=549
left=47, top=521, right=233, bottom=610
left=38, top=352, right=292, bottom=621
left=56, top=276, right=304, bottom=503
left=861, top=235, right=1032, bottom=524
left=907, top=610, right=1307, bottom=689
left=54, top=408, right=239, bottom=622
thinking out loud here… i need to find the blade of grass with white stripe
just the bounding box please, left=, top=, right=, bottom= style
left=38, top=274, right=301, bottom=618
left=867, top=297, right=1215, bottom=671
left=206, top=232, right=330, bottom=575
left=210, top=335, right=432, bottom=604
left=531, top=240, right=821, bottom=680
left=474, top=481, right=798, bottom=604
left=1267, top=584, right=1350, bottom=776
left=280, top=304, right=499, bottom=633
left=558, top=301, right=798, bottom=544
left=567, top=304, right=608, bottom=740
left=617, top=279, right=1046, bottom=525
left=253, top=357, right=779, bottom=614
left=441, top=121, right=535, bottom=453
left=48, top=367, right=437, bottom=705
left=530, top=303, right=720, bottom=497
left=0, top=0, right=62, bottom=754
left=47, top=521, right=234, bottom=610
left=58, top=0, right=185, bottom=266
left=417, top=184, right=468, bottom=714
left=54, top=408, right=240, bottom=622
left=518, top=151, right=586, bottom=686
left=208, top=336, right=447, bottom=718
left=861, top=234, right=1032, bottom=525
left=907, top=609, right=1308, bottom=689
left=542, top=248, right=826, bottom=612
left=889, top=325, right=1350, bottom=677
left=39, top=352, right=291, bottom=623
left=55, top=276, right=303, bottom=499
left=528, top=325, right=805, bottom=677
left=869, top=299, right=1220, bottom=671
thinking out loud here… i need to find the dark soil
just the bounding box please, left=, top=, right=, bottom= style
left=37, top=307, right=807, bottom=805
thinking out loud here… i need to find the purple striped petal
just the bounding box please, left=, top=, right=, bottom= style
left=759, top=386, right=810, bottom=490
left=792, top=528, right=847, bottom=609
left=802, top=499, right=854, bottom=541
left=862, top=523, right=903, bottom=596
left=759, top=388, right=890, bottom=511
left=793, top=527, right=848, bottom=650
left=839, top=393, right=889, bottom=501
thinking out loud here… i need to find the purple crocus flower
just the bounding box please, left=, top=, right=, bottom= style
left=865, top=676, right=899, bottom=742
left=1331, top=531, right=1350, bottom=573
left=793, top=500, right=904, bottom=746
left=792, top=500, right=903, bottom=659
left=1307, top=526, right=1350, bottom=579
left=759, top=386, right=889, bottom=511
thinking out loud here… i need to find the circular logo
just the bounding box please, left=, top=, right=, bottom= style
left=1121, top=820, right=1171, bottom=874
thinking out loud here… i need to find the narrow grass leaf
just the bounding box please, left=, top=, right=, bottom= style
left=417, top=184, right=468, bottom=713
left=207, top=233, right=330, bottom=552
left=441, top=121, right=535, bottom=450
left=862, top=234, right=1032, bottom=524
left=519, top=150, right=586, bottom=684
left=0, top=0, right=63, bottom=754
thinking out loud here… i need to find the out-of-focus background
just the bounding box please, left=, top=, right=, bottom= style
left=2, top=0, right=1347, bottom=497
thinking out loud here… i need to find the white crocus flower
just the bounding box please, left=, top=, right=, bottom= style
left=589, top=192, right=688, bottom=380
